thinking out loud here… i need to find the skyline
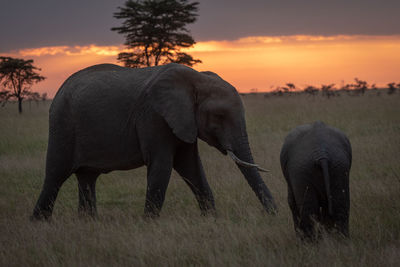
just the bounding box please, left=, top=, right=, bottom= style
left=1, top=1, right=400, bottom=96
left=4, top=34, right=400, bottom=97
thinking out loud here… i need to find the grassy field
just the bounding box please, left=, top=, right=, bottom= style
left=1, top=93, right=399, bottom=266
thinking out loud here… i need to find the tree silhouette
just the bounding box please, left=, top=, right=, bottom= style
left=281, top=83, right=296, bottom=94
left=0, top=57, right=45, bottom=113
left=41, top=92, right=48, bottom=104
left=286, top=83, right=296, bottom=90
left=303, top=85, right=318, bottom=96
left=354, top=78, right=368, bottom=95
left=387, top=82, right=397, bottom=95
left=27, top=92, right=41, bottom=109
left=321, top=84, right=336, bottom=98
left=272, top=86, right=284, bottom=96
left=111, top=0, right=201, bottom=68
left=339, top=78, right=369, bottom=96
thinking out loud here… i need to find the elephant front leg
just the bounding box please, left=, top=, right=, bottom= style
left=76, top=169, right=100, bottom=218
left=173, top=142, right=216, bottom=215
left=334, top=217, right=349, bottom=238
left=144, top=158, right=173, bottom=217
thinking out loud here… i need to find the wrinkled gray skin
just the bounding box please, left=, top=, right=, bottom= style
left=280, top=121, right=351, bottom=240
left=31, top=63, right=276, bottom=220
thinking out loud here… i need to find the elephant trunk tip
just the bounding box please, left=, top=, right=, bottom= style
left=265, top=201, right=278, bottom=215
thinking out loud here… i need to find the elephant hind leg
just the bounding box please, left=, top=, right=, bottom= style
left=287, top=186, right=300, bottom=232
left=76, top=169, right=100, bottom=217
left=31, top=163, right=72, bottom=220
left=31, top=134, right=74, bottom=221
left=294, top=185, right=321, bottom=241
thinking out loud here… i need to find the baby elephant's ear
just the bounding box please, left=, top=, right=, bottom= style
left=147, top=65, right=198, bottom=143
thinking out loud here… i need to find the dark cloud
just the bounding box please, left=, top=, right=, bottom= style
left=1, top=0, right=125, bottom=52
left=1, top=0, right=399, bottom=52
left=192, top=0, right=400, bottom=40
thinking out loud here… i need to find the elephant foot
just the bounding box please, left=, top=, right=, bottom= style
left=264, top=204, right=278, bottom=215
left=200, top=208, right=217, bottom=217
left=297, top=232, right=319, bottom=243
left=30, top=210, right=52, bottom=222
left=295, top=225, right=320, bottom=243
left=144, top=201, right=163, bottom=218
left=328, top=227, right=350, bottom=240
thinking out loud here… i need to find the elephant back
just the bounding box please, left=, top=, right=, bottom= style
left=281, top=121, right=351, bottom=170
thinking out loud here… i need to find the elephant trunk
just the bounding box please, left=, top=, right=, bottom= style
left=230, top=136, right=277, bottom=214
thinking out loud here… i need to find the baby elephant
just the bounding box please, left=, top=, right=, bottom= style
left=280, top=121, right=352, bottom=240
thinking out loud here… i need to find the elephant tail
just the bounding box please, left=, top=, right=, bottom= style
left=320, top=158, right=333, bottom=216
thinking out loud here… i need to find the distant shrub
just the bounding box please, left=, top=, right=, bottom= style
left=387, top=83, right=397, bottom=95
left=321, top=84, right=336, bottom=98
left=303, top=85, right=319, bottom=96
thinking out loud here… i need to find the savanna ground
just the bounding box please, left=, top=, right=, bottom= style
left=0, top=92, right=399, bottom=266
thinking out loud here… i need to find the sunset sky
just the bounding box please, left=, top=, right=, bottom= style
left=1, top=0, right=399, bottom=96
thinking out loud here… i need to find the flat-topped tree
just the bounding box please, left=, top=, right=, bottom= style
left=0, top=57, right=45, bottom=114
left=111, top=0, right=201, bottom=68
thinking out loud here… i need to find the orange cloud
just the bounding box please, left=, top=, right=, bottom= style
left=188, top=35, right=399, bottom=52
left=5, top=35, right=400, bottom=97
left=19, top=45, right=123, bottom=57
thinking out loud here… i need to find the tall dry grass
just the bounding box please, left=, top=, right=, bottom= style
left=1, top=93, right=399, bottom=266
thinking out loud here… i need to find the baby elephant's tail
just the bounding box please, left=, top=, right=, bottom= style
left=320, top=158, right=333, bottom=216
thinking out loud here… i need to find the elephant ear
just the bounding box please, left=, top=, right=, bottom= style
left=147, top=65, right=198, bottom=143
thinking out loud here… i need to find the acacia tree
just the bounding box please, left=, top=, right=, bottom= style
left=321, top=84, right=336, bottom=98
left=353, top=78, right=368, bottom=95
left=0, top=57, right=45, bottom=113
left=281, top=83, right=296, bottom=94
left=387, top=82, right=397, bottom=95
left=303, top=85, right=318, bottom=96
left=111, top=0, right=201, bottom=68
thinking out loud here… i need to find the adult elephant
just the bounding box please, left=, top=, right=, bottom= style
left=280, top=121, right=351, bottom=239
left=31, top=63, right=276, bottom=220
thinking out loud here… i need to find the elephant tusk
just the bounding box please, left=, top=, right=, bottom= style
left=256, top=166, right=270, bottom=173
left=227, top=150, right=270, bottom=172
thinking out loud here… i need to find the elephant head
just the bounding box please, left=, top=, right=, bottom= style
left=148, top=64, right=277, bottom=213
